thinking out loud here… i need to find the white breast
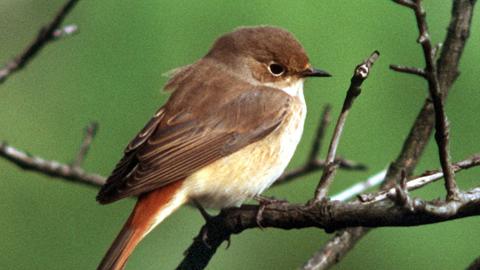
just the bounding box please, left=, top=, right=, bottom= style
left=255, top=80, right=306, bottom=191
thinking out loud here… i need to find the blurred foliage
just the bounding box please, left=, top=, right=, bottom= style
left=0, top=1, right=479, bottom=269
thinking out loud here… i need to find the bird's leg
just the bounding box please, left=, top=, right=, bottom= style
left=193, top=200, right=231, bottom=249
left=253, top=195, right=289, bottom=228
left=193, top=200, right=213, bottom=222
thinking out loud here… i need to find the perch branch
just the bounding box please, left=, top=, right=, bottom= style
left=178, top=161, right=480, bottom=270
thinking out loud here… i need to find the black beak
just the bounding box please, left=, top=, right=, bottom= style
left=302, top=67, right=332, bottom=78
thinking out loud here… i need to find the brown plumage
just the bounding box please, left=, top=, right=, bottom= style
left=96, top=26, right=330, bottom=270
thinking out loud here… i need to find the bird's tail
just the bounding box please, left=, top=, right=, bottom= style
left=97, top=181, right=187, bottom=270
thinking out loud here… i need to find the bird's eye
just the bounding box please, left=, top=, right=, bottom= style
left=268, top=63, right=285, bottom=76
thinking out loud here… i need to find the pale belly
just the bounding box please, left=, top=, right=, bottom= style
left=182, top=97, right=306, bottom=209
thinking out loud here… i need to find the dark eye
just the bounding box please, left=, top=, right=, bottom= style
left=268, top=63, right=285, bottom=76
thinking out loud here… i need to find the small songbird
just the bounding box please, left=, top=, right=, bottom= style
left=96, top=26, right=330, bottom=270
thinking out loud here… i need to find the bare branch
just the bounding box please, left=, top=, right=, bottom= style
left=0, top=0, right=79, bottom=84
left=389, top=64, right=426, bottom=78
left=178, top=184, right=480, bottom=270
left=302, top=169, right=386, bottom=270
left=303, top=227, right=366, bottom=270
left=312, top=50, right=380, bottom=202
left=274, top=105, right=366, bottom=187
left=274, top=158, right=367, bottom=186
left=392, top=0, right=459, bottom=200
left=360, top=155, right=480, bottom=203
left=71, top=122, right=98, bottom=168
left=0, top=141, right=105, bottom=187
left=392, top=0, right=416, bottom=9
left=307, top=1, right=477, bottom=268
left=308, top=105, right=332, bottom=162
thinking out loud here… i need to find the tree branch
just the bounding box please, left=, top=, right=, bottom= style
left=359, top=155, right=480, bottom=203
left=0, top=0, right=79, bottom=84
left=179, top=173, right=480, bottom=270
left=275, top=157, right=367, bottom=186
left=71, top=122, right=98, bottom=168
left=312, top=50, right=380, bottom=202
left=274, top=105, right=366, bottom=186
left=0, top=141, right=104, bottom=187
left=300, top=0, right=477, bottom=268
left=392, top=0, right=460, bottom=200
left=389, top=64, right=426, bottom=78
left=308, top=105, right=332, bottom=162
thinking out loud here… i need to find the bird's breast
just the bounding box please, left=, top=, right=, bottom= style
left=183, top=92, right=307, bottom=209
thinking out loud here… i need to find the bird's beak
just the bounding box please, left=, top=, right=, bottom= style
left=301, top=67, right=332, bottom=78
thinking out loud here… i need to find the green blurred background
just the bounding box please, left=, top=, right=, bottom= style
left=1, top=1, right=479, bottom=269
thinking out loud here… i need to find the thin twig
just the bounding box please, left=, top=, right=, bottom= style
left=392, top=0, right=458, bottom=200
left=274, top=158, right=367, bottom=186
left=389, top=64, right=426, bottom=78
left=312, top=50, right=380, bottom=203
left=308, top=105, right=332, bottom=163
left=0, top=141, right=105, bottom=187
left=360, top=155, right=480, bottom=203
left=71, top=122, right=98, bottom=168
left=0, top=0, right=80, bottom=84
left=273, top=104, right=365, bottom=187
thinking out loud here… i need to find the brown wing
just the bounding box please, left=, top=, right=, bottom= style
left=97, top=86, right=292, bottom=204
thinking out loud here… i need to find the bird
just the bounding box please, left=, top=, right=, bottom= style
left=96, top=26, right=330, bottom=270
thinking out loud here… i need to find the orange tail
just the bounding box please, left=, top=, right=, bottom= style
left=97, top=181, right=186, bottom=270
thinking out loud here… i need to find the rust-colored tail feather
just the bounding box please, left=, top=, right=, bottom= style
left=97, top=181, right=186, bottom=270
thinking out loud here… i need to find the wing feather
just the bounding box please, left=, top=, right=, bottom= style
left=97, top=81, right=292, bottom=204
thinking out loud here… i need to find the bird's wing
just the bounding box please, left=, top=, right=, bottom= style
left=97, top=87, right=292, bottom=204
